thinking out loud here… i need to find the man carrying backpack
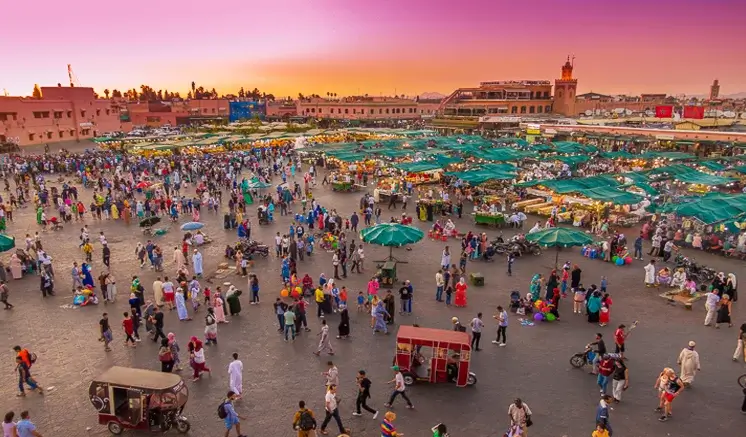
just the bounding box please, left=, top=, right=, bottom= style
left=292, top=400, right=317, bottom=437
left=217, top=391, right=246, bottom=437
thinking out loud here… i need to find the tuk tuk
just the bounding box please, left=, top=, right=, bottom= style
left=88, top=366, right=191, bottom=435
left=394, top=325, right=477, bottom=387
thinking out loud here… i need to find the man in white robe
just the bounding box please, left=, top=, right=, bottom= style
left=677, top=341, right=700, bottom=385
left=228, top=353, right=243, bottom=396
left=192, top=250, right=204, bottom=277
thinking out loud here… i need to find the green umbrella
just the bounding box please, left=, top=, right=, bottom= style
left=0, top=234, right=15, bottom=252
left=360, top=223, right=424, bottom=260
left=525, top=227, right=594, bottom=267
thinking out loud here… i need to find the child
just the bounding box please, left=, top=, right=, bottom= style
left=445, top=286, right=453, bottom=306
left=592, top=423, right=610, bottom=437
left=561, top=266, right=570, bottom=298
left=600, top=276, right=608, bottom=293
left=204, top=287, right=212, bottom=306
left=331, top=285, right=340, bottom=313
left=459, top=251, right=468, bottom=273
left=357, top=291, right=365, bottom=312
left=339, top=286, right=348, bottom=308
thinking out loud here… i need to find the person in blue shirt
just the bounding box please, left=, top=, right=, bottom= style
left=223, top=391, right=247, bottom=437
left=634, top=232, right=644, bottom=260
left=15, top=410, right=43, bottom=437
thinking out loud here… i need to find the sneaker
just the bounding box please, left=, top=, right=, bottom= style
left=383, top=403, right=391, bottom=408
left=492, top=340, right=499, bottom=344
left=658, top=415, right=668, bottom=422
left=406, top=405, right=414, bottom=409
left=352, top=412, right=362, bottom=417
left=372, top=411, right=379, bottom=420
left=499, top=343, right=506, bottom=347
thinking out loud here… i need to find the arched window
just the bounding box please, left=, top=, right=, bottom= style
left=537, top=106, right=543, bottom=113
left=558, top=90, right=564, bottom=99
left=520, top=106, right=527, bottom=113
left=511, top=107, right=518, bottom=114
left=529, top=106, right=535, bottom=114
left=545, top=105, right=552, bottom=113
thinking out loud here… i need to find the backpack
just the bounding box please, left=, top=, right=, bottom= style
left=158, top=347, right=173, bottom=362
left=217, top=402, right=228, bottom=419
left=28, top=351, right=38, bottom=364
left=298, top=410, right=315, bottom=431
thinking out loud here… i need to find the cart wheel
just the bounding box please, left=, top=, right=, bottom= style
left=107, top=421, right=123, bottom=435
left=466, top=373, right=477, bottom=386
left=738, top=374, right=746, bottom=388
left=532, top=247, right=541, bottom=256
left=402, top=373, right=416, bottom=386
left=176, top=418, right=191, bottom=433
left=570, top=354, right=585, bottom=368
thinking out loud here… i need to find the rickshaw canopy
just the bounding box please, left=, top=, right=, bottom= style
left=93, top=366, right=183, bottom=391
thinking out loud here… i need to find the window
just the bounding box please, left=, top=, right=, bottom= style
left=106, top=109, right=110, bottom=115
left=67, top=111, right=72, bottom=118
left=29, top=133, right=35, bottom=141
left=46, top=132, right=53, bottom=139
left=81, top=129, right=91, bottom=135
left=344, top=108, right=349, bottom=114
left=212, top=108, right=216, bottom=113
left=385, top=109, right=389, bottom=114
left=370, top=109, right=374, bottom=114
left=544, top=91, right=550, bottom=98
left=529, top=106, right=535, bottom=114
left=557, top=90, right=563, bottom=99
left=311, top=108, right=315, bottom=113
left=80, top=110, right=86, bottom=117
left=353, top=109, right=356, bottom=114
left=511, top=106, right=517, bottom=114
left=520, top=106, right=527, bottom=113
left=33, top=111, right=50, bottom=119
left=379, top=109, right=382, bottom=114
left=59, top=131, right=64, bottom=138
left=54, top=111, right=63, bottom=119
left=96, top=109, right=101, bottom=116
left=69, top=129, right=75, bottom=136
left=537, top=106, right=543, bottom=113
left=545, top=105, right=551, bottom=113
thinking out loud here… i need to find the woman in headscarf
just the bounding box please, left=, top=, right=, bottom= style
left=670, top=268, right=687, bottom=289
left=726, top=273, right=738, bottom=302
left=587, top=291, right=602, bottom=324
left=204, top=307, right=218, bottom=344
left=599, top=293, right=612, bottom=327
left=372, top=300, right=390, bottom=334
left=167, top=332, right=182, bottom=371
left=213, top=290, right=228, bottom=323
left=158, top=338, right=175, bottom=372
left=712, top=272, right=726, bottom=296
left=529, top=274, right=541, bottom=301
left=9, top=253, right=22, bottom=279
left=383, top=290, right=396, bottom=325
left=110, top=202, right=119, bottom=220
left=187, top=337, right=210, bottom=381
left=143, top=300, right=155, bottom=335
left=716, top=294, right=733, bottom=328
left=81, top=263, right=95, bottom=289
left=571, top=264, right=582, bottom=289
left=454, top=278, right=468, bottom=307
left=226, top=285, right=242, bottom=316
left=175, top=287, right=191, bottom=321
left=337, top=304, right=350, bottom=339
left=546, top=270, right=559, bottom=301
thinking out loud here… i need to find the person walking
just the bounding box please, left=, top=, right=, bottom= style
left=228, top=353, right=243, bottom=398
left=507, top=398, right=532, bottom=437
left=188, top=337, right=211, bottom=381
left=158, top=339, right=175, bottom=372
left=221, top=391, right=247, bottom=437
left=595, top=394, right=613, bottom=436
left=492, top=305, right=508, bottom=346
left=313, top=319, right=334, bottom=356
left=284, top=305, right=297, bottom=341
left=3, top=411, right=17, bottom=437
left=1, top=281, right=13, bottom=309
left=470, top=313, right=484, bottom=351
left=353, top=370, right=378, bottom=419
left=677, top=341, right=700, bottom=387
left=100, top=312, right=113, bottom=352
left=703, top=288, right=720, bottom=326
left=435, top=269, right=445, bottom=302
left=16, top=356, right=43, bottom=397
left=611, top=359, right=629, bottom=403
left=292, top=400, right=317, bottom=437
left=102, top=244, right=111, bottom=269
left=384, top=366, right=414, bottom=409
left=15, top=411, right=43, bottom=437
left=318, top=385, right=349, bottom=435
left=656, top=368, right=684, bottom=422
left=734, top=322, right=746, bottom=362
left=121, top=312, right=137, bottom=348
left=151, top=306, right=166, bottom=343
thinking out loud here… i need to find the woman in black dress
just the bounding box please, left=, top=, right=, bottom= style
left=571, top=265, right=582, bottom=289
left=337, top=305, right=350, bottom=339
left=716, top=294, right=733, bottom=328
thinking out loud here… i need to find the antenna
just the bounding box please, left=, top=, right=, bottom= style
left=67, top=64, right=81, bottom=87
left=571, top=55, right=575, bottom=67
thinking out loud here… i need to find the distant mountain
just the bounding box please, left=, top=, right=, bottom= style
left=725, top=92, right=746, bottom=99
left=419, top=92, right=446, bottom=100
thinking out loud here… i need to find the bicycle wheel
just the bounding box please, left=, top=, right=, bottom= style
left=738, top=374, right=746, bottom=388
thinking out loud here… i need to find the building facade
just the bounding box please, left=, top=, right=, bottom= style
left=0, top=86, right=124, bottom=147
left=437, top=80, right=554, bottom=116
left=296, top=96, right=422, bottom=120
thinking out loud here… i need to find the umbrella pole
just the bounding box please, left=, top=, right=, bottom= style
left=555, top=247, right=559, bottom=269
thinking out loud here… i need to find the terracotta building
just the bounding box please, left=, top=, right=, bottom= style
left=437, top=80, right=554, bottom=116
left=0, top=86, right=125, bottom=147
left=296, top=96, right=424, bottom=120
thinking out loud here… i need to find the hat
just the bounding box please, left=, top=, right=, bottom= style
left=451, top=317, right=459, bottom=323
left=688, top=341, right=696, bottom=347
left=392, top=365, right=400, bottom=371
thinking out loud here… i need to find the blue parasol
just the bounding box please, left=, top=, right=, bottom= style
left=180, top=222, right=205, bottom=231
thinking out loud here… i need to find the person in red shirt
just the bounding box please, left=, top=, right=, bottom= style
left=122, top=312, right=137, bottom=347
left=13, top=345, right=32, bottom=368
left=614, top=324, right=627, bottom=359
left=597, top=355, right=615, bottom=395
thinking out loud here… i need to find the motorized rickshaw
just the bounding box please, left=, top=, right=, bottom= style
left=394, top=325, right=477, bottom=387
left=89, top=366, right=191, bottom=435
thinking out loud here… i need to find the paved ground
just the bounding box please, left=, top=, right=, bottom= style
left=0, top=168, right=744, bottom=437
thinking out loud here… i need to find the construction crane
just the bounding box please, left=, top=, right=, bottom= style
left=67, top=64, right=81, bottom=87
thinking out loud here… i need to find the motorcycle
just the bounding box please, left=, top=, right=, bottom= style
left=570, top=346, right=596, bottom=369
left=675, top=255, right=715, bottom=283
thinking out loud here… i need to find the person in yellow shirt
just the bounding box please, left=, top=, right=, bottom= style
left=592, top=423, right=610, bottom=437
left=82, top=241, right=93, bottom=262
left=315, top=287, right=325, bottom=318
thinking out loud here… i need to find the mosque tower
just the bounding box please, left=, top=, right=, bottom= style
left=553, top=56, right=578, bottom=116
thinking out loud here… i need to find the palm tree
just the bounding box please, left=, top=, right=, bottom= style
left=191, top=81, right=196, bottom=98
left=103, top=89, right=110, bottom=99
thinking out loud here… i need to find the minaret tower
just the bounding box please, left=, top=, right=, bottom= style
left=553, top=56, right=578, bottom=116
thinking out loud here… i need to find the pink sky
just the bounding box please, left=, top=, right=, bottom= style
left=3, top=0, right=746, bottom=98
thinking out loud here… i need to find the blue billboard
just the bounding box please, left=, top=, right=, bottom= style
left=229, top=101, right=266, bottom=122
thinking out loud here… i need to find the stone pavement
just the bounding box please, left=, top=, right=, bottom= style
left=0, top=172, right=744, bottom=437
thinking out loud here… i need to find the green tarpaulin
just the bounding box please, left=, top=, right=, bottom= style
left=576, top=186, right=644, bottom=205
left=600, top=151, right=636, bottom=160
left=551, top=141, right=598, bottom=154
left=394, top=161, right=443, bottom=173
left=641, top=152, right=696, bottom=161
left=473, top=148, right=535, bottom=162
left=667, top=194, right=746, bottom=224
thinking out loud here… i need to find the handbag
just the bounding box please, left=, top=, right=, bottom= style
left=158, top=348, right=173, bottom=362
left=525, top=416, right=533, bottom=427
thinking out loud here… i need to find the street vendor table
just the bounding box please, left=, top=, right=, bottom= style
left=417, top=201, right=450, bottom=221
left=474, top=213, right=505, bottom=227
left=332, top=181, right=355, bottom=192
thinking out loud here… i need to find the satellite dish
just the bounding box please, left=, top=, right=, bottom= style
left=724, top=111, right=736, bottom=118
left=625, top=109, right=633, bottom=116
left=603, top=112, right=611, bottom=117
left=585, top=110, right=593, bottom=116
left=594, top=109, right=602, bottom=115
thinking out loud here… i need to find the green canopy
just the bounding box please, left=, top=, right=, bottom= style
left=520, top=174, right=620, bottom=193
left=551, top=141, right=598, bottom=154
left=670, top=194, right=746, bottom=224
left=697, top=161, right=726, bottom=172
left=576, top=186, right=644, bottom=205
left=524, top=227, right=594, bottom=266
left=732, top=165, right=746, bottom=174
left=619, top=182, right=660, bottom=196
left=360, top=223, right=424, bottom=246
left=544, top=155, right=591, bottom=167
left=394, top=161, right=443, bottom=173
left=650, top=164, right=735, bottom=185
left=600, top=151, right=636, bottom=160
left=641, top=151, right=696, bottom=161
left=473, top=148, right=535, bottom=162
left=0, top=234, right=15, bottom=252
left=374, top=149, right=412, bottom=159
